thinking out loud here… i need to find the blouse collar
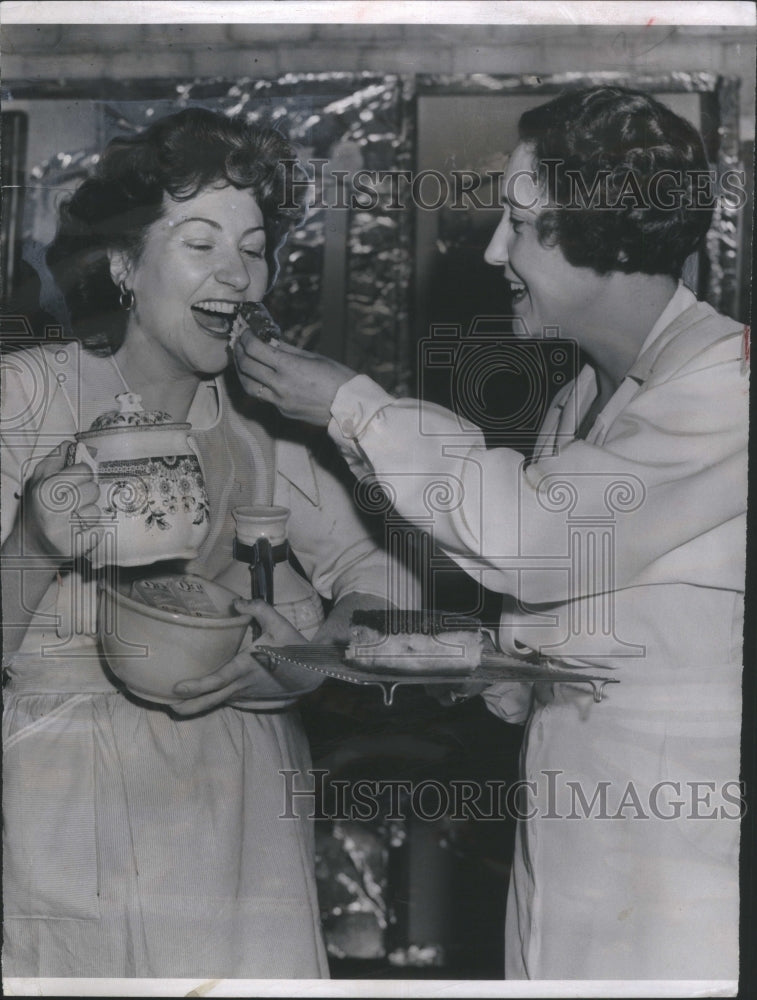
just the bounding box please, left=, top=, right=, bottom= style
left=185, top=377, right=223, bottom=431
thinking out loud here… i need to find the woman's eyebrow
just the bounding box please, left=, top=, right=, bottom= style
left=173, top=216, right=222, bottom=230
left=172, top=217, right=265, bottom=236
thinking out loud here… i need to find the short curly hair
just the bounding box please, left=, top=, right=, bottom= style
left=46, top=106, right=309, bottom=354
left=517, top=86, right=714, bottom=277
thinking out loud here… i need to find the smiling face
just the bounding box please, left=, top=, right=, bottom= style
left=111, top=183, right=268, bottom=378
left=484, top=143, right=607, bottom=344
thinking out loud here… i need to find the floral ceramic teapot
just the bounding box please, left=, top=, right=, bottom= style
left=66, top=392, right=211, bottom=568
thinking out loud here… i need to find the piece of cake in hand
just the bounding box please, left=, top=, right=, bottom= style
left=345, top=609, right=483, bottom=674
left=228, top=301, right=281, bottom=351
left=239, top=301, right=281, bottom=343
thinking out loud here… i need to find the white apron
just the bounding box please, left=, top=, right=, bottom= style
left=2, top=342, right=414, bottom=978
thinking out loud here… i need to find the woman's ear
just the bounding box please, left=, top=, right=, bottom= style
left=107, top=248, right=132, bottom=289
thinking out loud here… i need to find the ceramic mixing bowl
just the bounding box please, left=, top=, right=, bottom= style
left=97, top=574, right=252, bottom=703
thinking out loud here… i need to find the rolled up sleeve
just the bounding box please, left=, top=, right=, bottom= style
left=328, top=346, right=748, bottom=606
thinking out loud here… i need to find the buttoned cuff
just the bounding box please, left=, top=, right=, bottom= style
left=328, top=374, right=396, bottom=441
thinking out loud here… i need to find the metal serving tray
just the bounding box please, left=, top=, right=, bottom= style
left=253, top=644, right=619, bottom=707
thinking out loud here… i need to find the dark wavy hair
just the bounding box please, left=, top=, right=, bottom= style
left=46, top=107, right=308, bottom=354
left=518, top=86, right=714, bottom=277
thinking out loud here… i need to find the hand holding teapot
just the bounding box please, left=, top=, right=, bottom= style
left=25, top=441, right=103, bottom=561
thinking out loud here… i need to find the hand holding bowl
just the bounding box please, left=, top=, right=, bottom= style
left=170, top=599, right=324, bottom=715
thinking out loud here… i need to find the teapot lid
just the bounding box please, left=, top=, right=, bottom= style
left=86, top=392, right=189, bottom=433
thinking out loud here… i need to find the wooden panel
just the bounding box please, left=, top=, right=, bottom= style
left=1, top=111, right=28, bottom=305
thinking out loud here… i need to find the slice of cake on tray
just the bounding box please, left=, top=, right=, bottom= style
left=345, top=609, right=483, bottom=674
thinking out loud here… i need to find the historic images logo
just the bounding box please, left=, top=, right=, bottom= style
left=278, top=159, right=749, bottom=213
left=280, top=769, right=746, bottom=823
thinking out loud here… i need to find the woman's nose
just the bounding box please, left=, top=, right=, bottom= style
left=484, top=214, right=510, bottom=266
left=216, top=252, right=251, bottom=290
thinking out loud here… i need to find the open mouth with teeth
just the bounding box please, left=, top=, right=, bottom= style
left=190, top=299, right=240, bottom=338
left=507, top=278, right=527, bottom=305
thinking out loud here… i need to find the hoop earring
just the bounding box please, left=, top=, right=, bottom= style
left=119, top=282, right=135, bottom=311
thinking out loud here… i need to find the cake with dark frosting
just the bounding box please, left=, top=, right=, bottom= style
left=237, top=301, right=281, bottom=343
